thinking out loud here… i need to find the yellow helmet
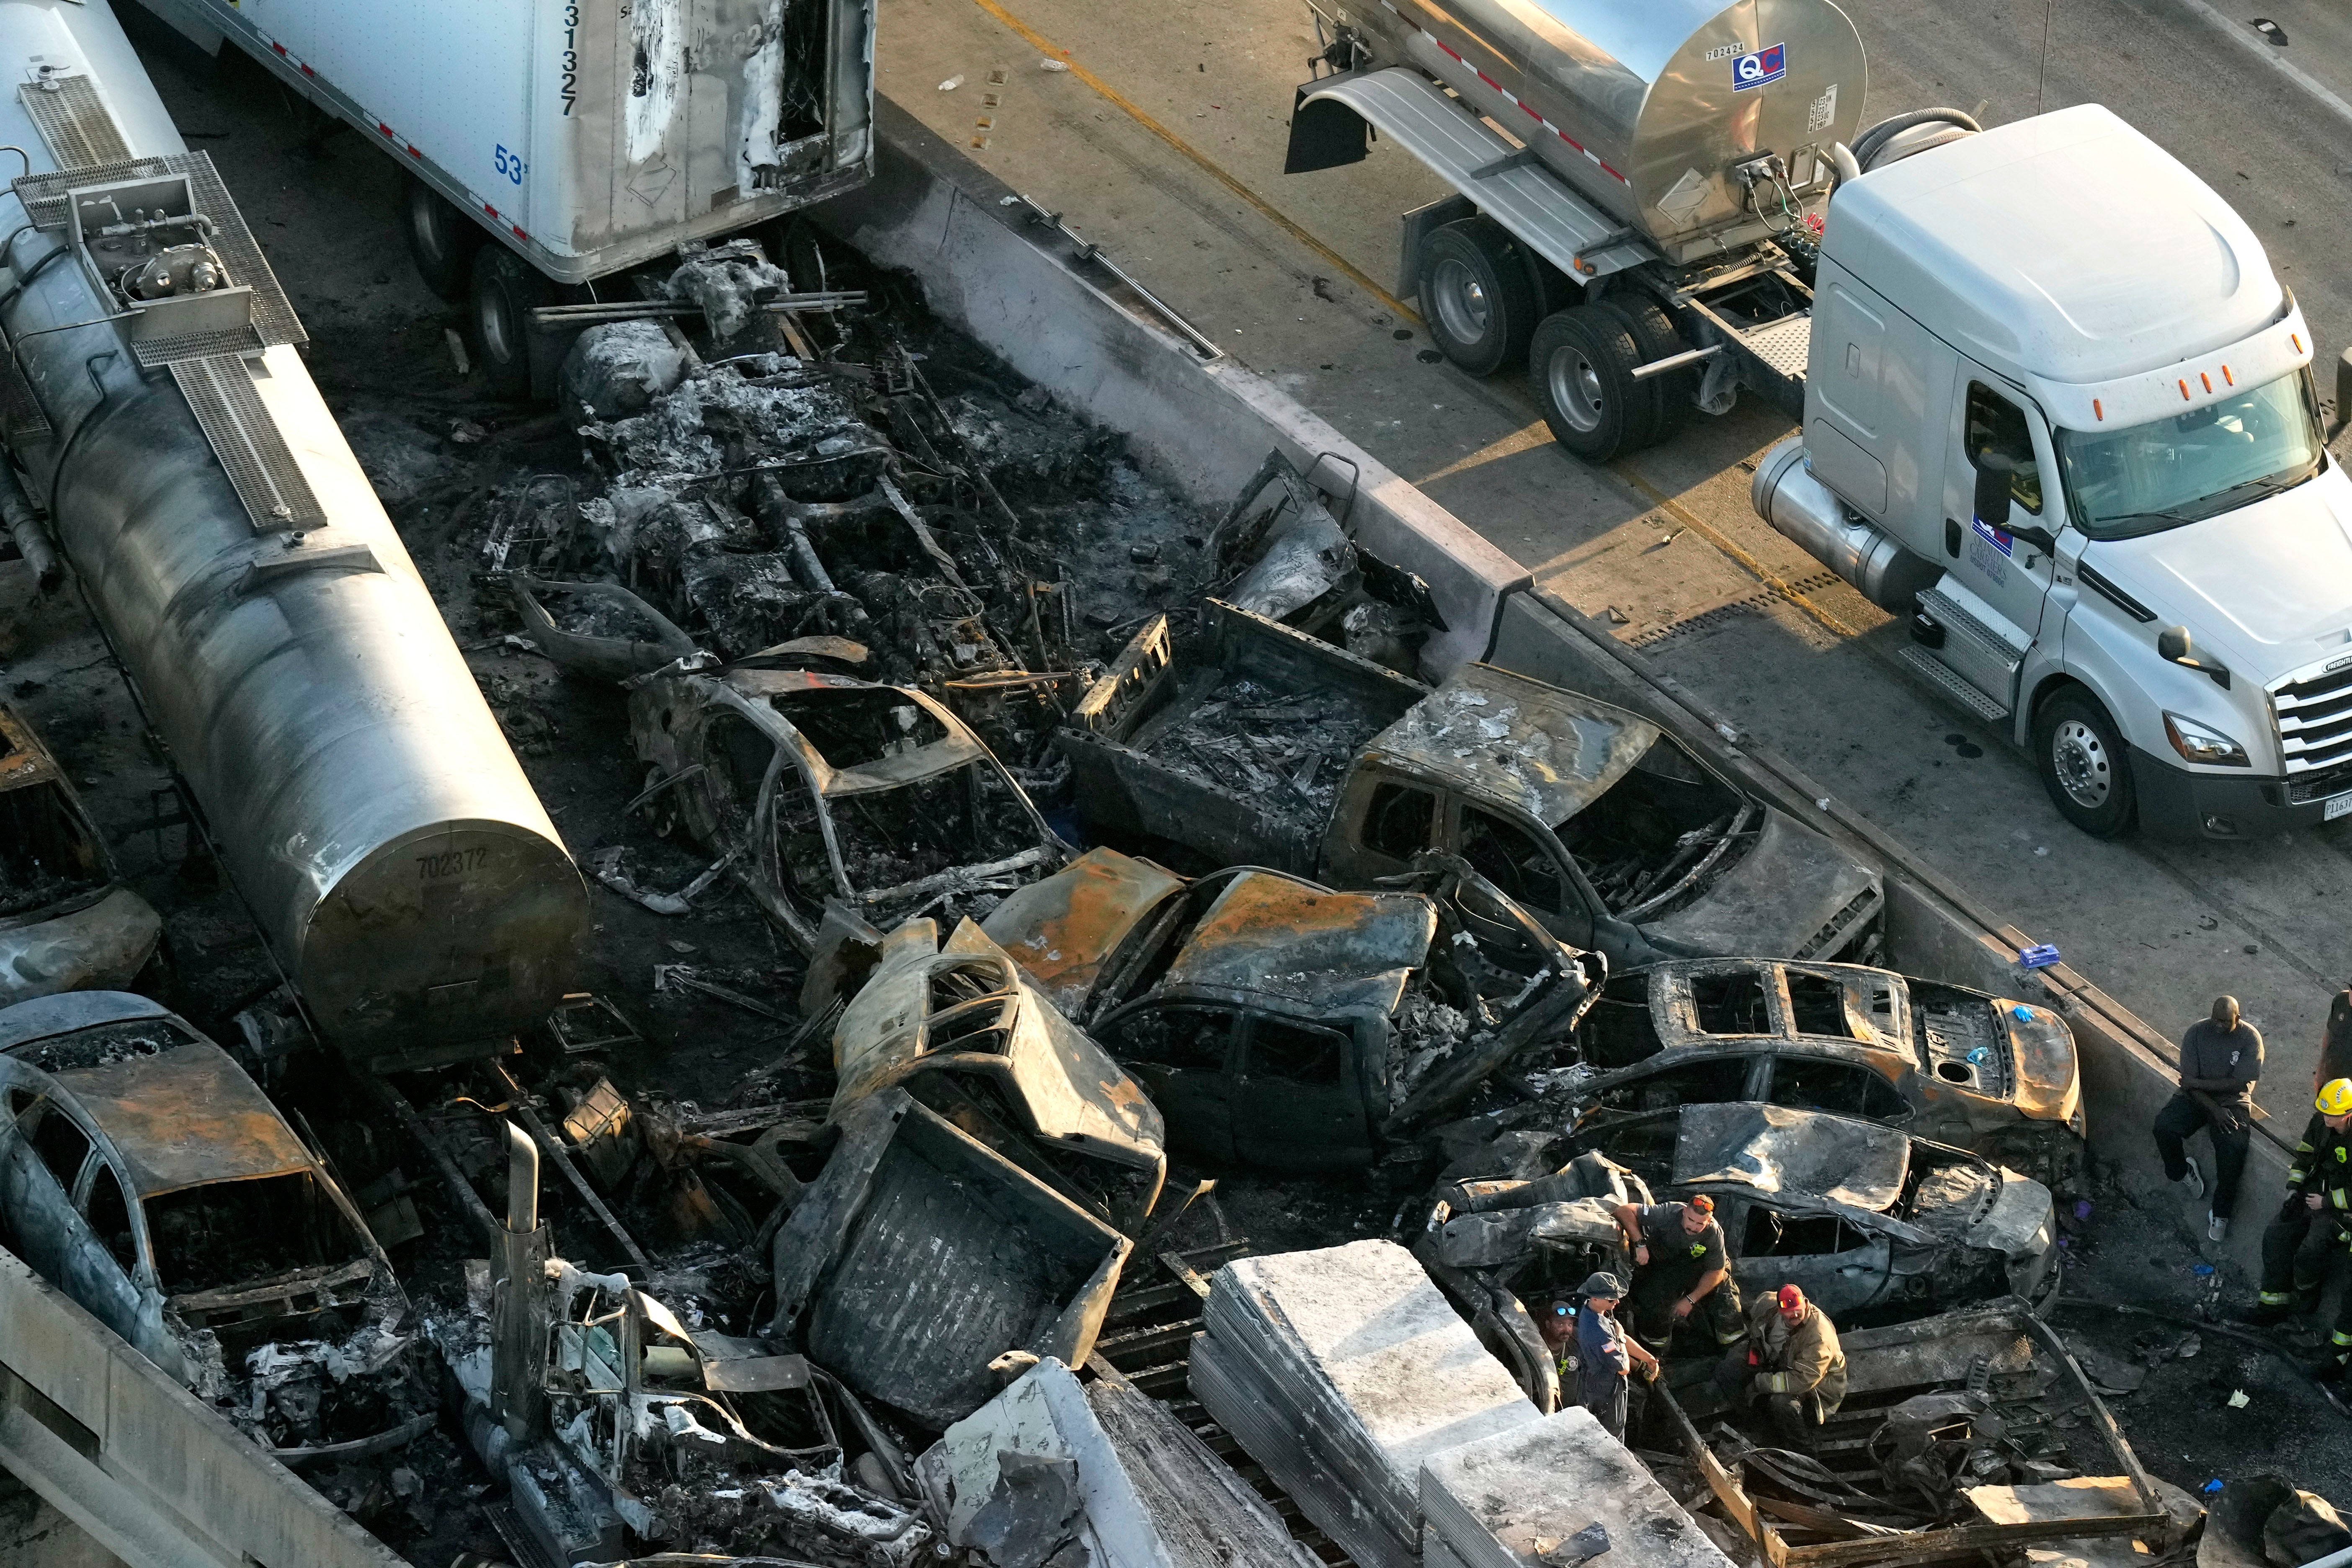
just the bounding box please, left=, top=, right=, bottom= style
left=2319, top=1079, right=2352, bottom=1117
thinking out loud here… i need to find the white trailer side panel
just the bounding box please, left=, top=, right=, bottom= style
left=135, top=0, right=872, bottom=281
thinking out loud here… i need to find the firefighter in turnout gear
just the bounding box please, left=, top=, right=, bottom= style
left=2251, top=1078, right=2352, bottom=1378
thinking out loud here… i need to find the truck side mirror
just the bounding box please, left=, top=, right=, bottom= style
left=1972, top=458, right=2012, bottom=526
left=2159, top=624, right=2232, bottom=689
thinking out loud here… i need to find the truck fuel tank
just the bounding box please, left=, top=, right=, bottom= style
left=1752, top=437, right=1939, bottom=612
left=1333, top=0, right=1865, bottom=253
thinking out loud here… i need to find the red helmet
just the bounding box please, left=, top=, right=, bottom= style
left=1777, top=1284, right=1805, bottom=1312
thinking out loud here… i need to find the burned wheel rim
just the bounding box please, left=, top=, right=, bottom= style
left=1547, top=347, right=1606, bottom=433
left=1431, top=258, right=1492, bottom=345
left=477, top=288, right=514, bottom=364
left=2051, top=717, right=2112, bottom=808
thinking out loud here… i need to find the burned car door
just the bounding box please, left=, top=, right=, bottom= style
left=2, top=1088, right=88, bottom=1283
left=1327, top=773, right=1442, bottom=884
left=1095, top=1003, right=1239, bottom=1165
left=1584, top=1053, right=1766, bottom=1118
left=1230, top=1014, right=1371, bottom=1171
left=1761, top=1054, right=1916, bottom=1125
left=68, top=1150, right=151, bottom=1350
left=1728, top=1197, right=1895, bottom=1317
left=1449, top=799, right=1623, bottom=959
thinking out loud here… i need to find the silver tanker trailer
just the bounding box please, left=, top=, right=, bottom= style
left=1285, top=0, right=1974, bottom=460
left=0, top=0, right=585, bottom=1069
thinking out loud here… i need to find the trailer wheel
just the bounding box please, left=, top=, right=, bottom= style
left=1529, top=303, right=1651, bottom=461
left=469, top=245, right=553, bottom=401
left=402, top=175, right=484, bottom=302
left=1417, top=218, right=1536, bottom=377
left=1619, top=295, right=1694, bottom=441
left=2032, top=687, right=2136, bottom=838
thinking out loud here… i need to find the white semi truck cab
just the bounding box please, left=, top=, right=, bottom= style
left=1756, top=104, right=2349, bottom=840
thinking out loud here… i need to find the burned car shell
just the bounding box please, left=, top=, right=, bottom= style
left=831, top=916, right=1168, bottom=1232
left=987, top=852, right=1601, bottom=1169
left=629, top=664, right=1065, bottom=949
left=0, top=704, right=162, bottom=1003
left=1324, top=665, right=1883, bottom=967
left=1561, top=960, right=2084, bottom=1173
left=0, top=991, right=402, bottom=1387
left=1563, top=1101, right=2057, bottom=1318
left=1087, top=869, right=1436, bottom=1171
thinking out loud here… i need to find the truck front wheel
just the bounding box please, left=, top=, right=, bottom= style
left=2032, top=688, right=2136, bottom=837
left=1530, top=304, right=1652, bottom=462
left=403, top=175, right=484, bottom=302
left=469, top=245, right=554, bottom=401
left=1417, top=218, right=1536, bottom=377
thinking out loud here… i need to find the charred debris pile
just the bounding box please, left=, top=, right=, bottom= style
left=13, top=232, right=2272, bottom=1568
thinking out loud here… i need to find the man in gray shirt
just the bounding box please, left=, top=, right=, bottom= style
left=2154, top=995, right=2262, bottom=1241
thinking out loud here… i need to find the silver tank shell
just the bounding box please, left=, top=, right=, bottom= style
left=0, top=1, right=585, bottom=1057
left=1352, top=0, right=1867, bottom=248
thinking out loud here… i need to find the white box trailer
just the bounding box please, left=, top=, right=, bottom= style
left=130, top=0, right=874, bottom=391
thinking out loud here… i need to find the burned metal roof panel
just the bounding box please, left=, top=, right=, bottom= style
left=1162, top=871, right=1436, bottom=1017
left=830, top=917, right=1165, bottom=1168
left=0, top=703, right=60, bottom=793
left=50, top=1042, right=315, bottom=1198
left=1671, top=1101, right=1909, bottom=1213
left=1365, top=665, right=1659, bottom=829
left=0, top=990, right=175, bottom=1057
left=983, top=848, right=1187, bottom=1019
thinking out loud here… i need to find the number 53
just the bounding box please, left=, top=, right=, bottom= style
left=494, top=144, right=525, bottom=185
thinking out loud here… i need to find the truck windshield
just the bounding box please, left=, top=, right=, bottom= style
left=2055, top=370, right=2324, bottom=539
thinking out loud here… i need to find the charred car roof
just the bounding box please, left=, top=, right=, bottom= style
left=1160, top=870, right=1438, bottom=1017
left=832, top=918, right=1165, bottom=1171
left=1673, top=1101, right=1912, bottom=1213
left=1364, top=665, right=1660, bottom=830
left=983, top=848, right=1187, bottom=1020
left=691, top=668, right=992, bottom=798
left=38, top=1042, right=316, bottom=1198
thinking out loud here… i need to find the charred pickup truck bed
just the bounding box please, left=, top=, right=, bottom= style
left=1058, top=599, right=1429, bottom=874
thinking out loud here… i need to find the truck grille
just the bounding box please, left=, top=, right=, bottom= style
left=2271, top=659, right=2352, bottom=774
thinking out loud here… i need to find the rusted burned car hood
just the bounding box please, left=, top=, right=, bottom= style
left=982, top=848, right=1187, bottom=1020
left=830, top=918, right=1166, bottom=1176
left=1643, top=810, right=1880, bottom=959
left=1673, top=1101, right=1911, bottom=1212
left=1163, top=871, right=1438, bottom=1016
left=1364, top=665, right=1655, bottom=828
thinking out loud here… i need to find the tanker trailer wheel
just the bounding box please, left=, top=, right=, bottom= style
left=1619, top=295, right=1694, bottom=441
left=1529, top=302, right=1653, bottom=462
left=1417, top=218, right=1536, bottom=377
left=469, top=245, right=554, bottom=401
left=402, top=174, right=484, bottom=302
left=2032, top=686, right=2137, bottom=838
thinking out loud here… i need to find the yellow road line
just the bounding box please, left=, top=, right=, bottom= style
left=1609, top=461, right=1862, bottom=642
left=963, top=0, right=1420, bottom=322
